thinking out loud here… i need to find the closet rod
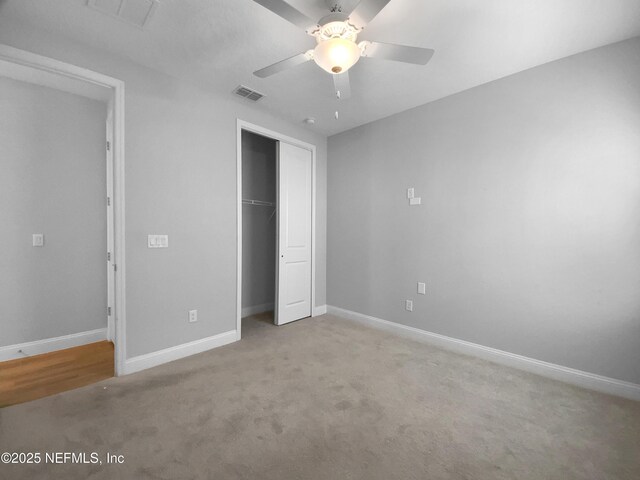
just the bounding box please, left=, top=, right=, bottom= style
left=242, top=199, right=275, bottom=207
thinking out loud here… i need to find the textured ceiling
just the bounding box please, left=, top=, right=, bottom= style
left=1, top=0, right=639, bottom=136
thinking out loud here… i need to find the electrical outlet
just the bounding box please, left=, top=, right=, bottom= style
left=418, top=282, right=426, bottom=295
left=409, top=197, right=421, bottom=206
left=188, top=310, right=198, bottom=323
left=405, top=300, right=413, bottom=312
left=407, top=187, right=415, bottom=199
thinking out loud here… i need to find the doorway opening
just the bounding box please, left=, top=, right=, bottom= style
left=0, top=45, right=126, bottom=387
left=236, top=120, right=317, bottom=339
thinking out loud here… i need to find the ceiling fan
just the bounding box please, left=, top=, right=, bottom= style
left=251, top=0, right=434, bottom=100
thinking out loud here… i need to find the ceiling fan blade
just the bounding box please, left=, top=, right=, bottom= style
left=333, top=71, right=351, bottom=100
left=252, top=0, right=317, bottom=32
left=254, top=51, right=313, bottom=78
left=348, top=0, right=392, bottom=30
left=361, top=41, right=435, bottom=65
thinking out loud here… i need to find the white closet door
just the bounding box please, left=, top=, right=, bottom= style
left=276, top=141, right=312, bottom=325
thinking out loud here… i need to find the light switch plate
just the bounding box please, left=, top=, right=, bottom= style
left=405, top=300, right=413, bottom=312
left=148, top=234, right=169, bottom=248
left=409, top=197, right=421, bottom=206
left=418, top=282, right=426, bottom=295
left=32, top=234, right=44, bottom=247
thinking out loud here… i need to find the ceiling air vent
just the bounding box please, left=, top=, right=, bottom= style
left=87, top=0, right=158, bottom=29
left=233, top=85, right=264, bottom=102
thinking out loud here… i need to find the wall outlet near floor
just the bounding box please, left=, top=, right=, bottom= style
left=405, top=300, right=413, bottom=312
left=188, top=309, right=198, bottom=323
left=417, top=282, right=426, bottom=295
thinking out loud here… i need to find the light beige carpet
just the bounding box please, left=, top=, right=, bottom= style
left=1, top=313, right=639, bottom=479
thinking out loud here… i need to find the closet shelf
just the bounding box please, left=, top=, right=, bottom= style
left=242, top=199, right=275, bottom=207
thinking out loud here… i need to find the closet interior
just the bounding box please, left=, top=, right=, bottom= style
left=241, top=130, right=277, bottom=330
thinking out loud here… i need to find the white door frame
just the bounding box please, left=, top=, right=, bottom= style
left=106, top=101, right=116, bottom=343
left=236, top=119, right=317, bottom=340
left=0, top=44, right=127, bottom=376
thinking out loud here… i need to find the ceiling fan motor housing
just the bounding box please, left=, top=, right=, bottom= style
left=316, top=13, right=359, bottom=39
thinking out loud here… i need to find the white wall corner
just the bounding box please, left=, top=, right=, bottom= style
left=0, top=328, right=108, bottom=362
left=123, top=330, right=237, bottom=375
left=313, top=305, right=328, bottom=316
left=326, top=306, right=640, bottom=402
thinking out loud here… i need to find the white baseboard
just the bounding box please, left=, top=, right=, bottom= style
left=241, top=303, right=274, bottom=318
left=327, top=306, right=640, bottom=402
left=124, top=330, right=237, bottom=375
left=0, top=328, right=108, bottom=362
left=313, top=305, right=327, bottom=316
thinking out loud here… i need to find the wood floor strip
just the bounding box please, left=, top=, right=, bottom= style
left=0, top=341, right=114, bottom=407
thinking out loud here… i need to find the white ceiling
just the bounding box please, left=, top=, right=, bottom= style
left=1, top=0, right=639, bottom=136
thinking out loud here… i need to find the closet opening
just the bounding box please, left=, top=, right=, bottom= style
left=241, top=130, right=278, bottom=334
left=236, top=121, right=317, bottom=339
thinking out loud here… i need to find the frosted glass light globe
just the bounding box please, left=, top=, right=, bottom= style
left=313, top=38, right=361, bottom=74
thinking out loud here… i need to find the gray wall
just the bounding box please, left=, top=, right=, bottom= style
left=328, top=37, right=640, bottom=384
left=0, top=21, right=327, bottom=358
left=242, top=131, right=276, bottom=310
left=0, top=77, right=107, bottom=346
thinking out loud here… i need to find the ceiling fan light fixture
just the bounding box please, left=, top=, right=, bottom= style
left=313, top=37, right=361, bottom=74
